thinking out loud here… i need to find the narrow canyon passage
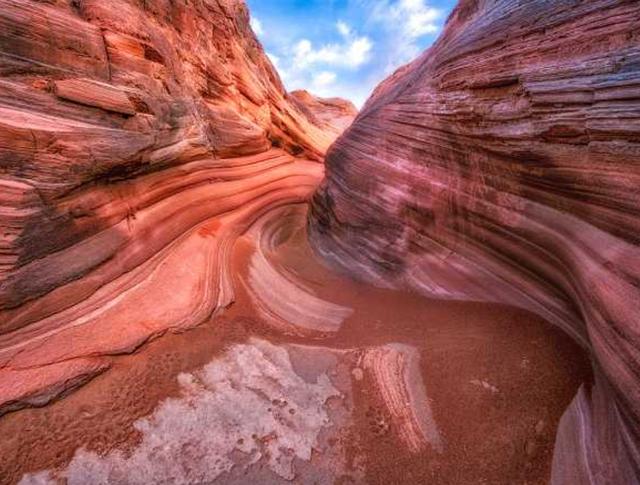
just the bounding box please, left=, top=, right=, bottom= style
left=5, top=204, right=590, bottom=485
left=1, top=0, right=637, bottom=483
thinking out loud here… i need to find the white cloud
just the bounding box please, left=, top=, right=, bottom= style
left=271, top=27, right=372, bottom=105
left=369, top=0, right=441, bottom=38
left=257, top=0, right=445, bottom=108
left=346, top=37, right=373, bottom=67
left=293, top=36, right=372, bottom=70
left=394, top=0, right=440, bottom=37
left=250, top=16, right=264, bottom=36
left=294, top=39, right=313, bottom=60
left=336, top=20, right=351, bottom=38
left=312, top=71, right=337, bottom=88
left=367, top=0, right=443, bottom=74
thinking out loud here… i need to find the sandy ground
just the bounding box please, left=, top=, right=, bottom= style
left=0, top=205, right=590, bottom=485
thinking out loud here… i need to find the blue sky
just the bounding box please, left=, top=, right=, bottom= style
left=246, top=0, right=457, bottom=108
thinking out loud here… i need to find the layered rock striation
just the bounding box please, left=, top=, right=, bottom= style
left=0, top=0, right=341, bottom=414
left=309, top=1, right=640, bottom=483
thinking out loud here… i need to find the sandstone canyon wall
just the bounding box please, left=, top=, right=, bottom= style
left=291, top=90, right=359, bottom=141
left=309, top=1, right=640, bottom=483
left=0, top=0, right=350, bottom=415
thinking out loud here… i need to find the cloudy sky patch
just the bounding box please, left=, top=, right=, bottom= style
left=248, top=0, right=456, bottom=108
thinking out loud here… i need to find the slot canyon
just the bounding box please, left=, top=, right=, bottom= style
left=0, top=0, right=638, bottom=484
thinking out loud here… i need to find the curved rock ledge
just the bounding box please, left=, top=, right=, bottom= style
left=309, top=1, right=640, bottom=483
left=0, top=150, right=323, bottom=415
left=359, top=344, right=443, bottom=454
left=243, top=206, right=353, bottom=337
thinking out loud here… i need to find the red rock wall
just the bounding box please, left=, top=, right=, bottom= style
left=0, top=0, right=338, bottom=413
left=309, top=1, right=640, bottom=483
left=291, top=90, right=358, bottom=139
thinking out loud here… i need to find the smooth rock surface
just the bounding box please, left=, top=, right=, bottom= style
left=309, top=1, right=640, bottom=483
left=291, top=90, right=358, bottom=139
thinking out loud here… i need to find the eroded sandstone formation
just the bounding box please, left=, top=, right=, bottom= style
left=309, top=1, right=640, bottom=483
left=4, top=200, right=589, bottom=484
left=0, top=0, right=346, bottom=415
left=291, top=90, right=358, bottom=140
left=1, top=0, right=637, bottom=482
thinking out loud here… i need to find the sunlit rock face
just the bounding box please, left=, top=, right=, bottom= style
left=291, top=90, right=359, bottom=140
left=0, top=0, right=346, bottom=414
left=309, top=0, right=640, bottom=483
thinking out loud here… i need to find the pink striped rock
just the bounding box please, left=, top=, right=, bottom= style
left=309, top=1, right=640, bottom=483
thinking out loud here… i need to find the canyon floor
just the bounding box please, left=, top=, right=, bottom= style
left=2, top=205, right=590, bottom=485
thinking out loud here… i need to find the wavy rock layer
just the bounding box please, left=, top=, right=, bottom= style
left=309, top=1, right=640, bottom=483
left=243, top=206, right=354, bottom=337
left=4, top=202, right=589, bottom=484
left=0, top=0, right=340, bottom=414
left=0, top=148, right=323, bottom=414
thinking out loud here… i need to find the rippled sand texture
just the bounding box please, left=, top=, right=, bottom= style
left=7, top=207, right=589, bottom=485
